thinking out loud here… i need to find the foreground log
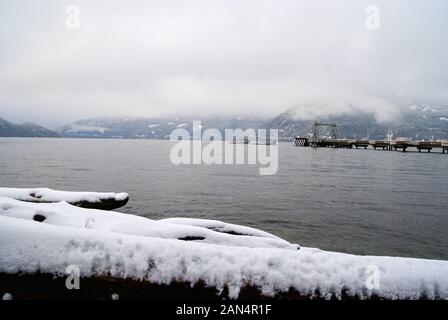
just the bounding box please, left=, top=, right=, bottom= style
left=1, top=198, right=447, bottom=301
left=0, top=187, right=129, bottom=210
left=0, top=273, right=373, bottom=300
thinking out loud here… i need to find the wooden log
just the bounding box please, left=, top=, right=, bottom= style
left=0, top=187, right=129, bottom=210
left=0, top=272, right=406, bottom=300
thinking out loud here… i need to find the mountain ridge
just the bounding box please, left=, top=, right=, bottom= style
left=0, top=117, right=60, bottom=138
left=58, top=116, right=265, bottom=139
left=58, top=103, right=448, bottom=140
left=3, top=102, right=448, bottom=140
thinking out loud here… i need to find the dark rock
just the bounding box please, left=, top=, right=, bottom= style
left=29, top=192, right=42, bottom=199
left=72, top=196, right=129, bottom=210
left=33, top=214, right=46, bottom=222
left=177, top=236, right=206, bottom=241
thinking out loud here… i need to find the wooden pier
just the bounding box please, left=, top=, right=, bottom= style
left=372, top=140, right=392, bottom=150
left=294, top=137, right=448, bottom=154
left=353, top=140, right=370, bottom=149
left=416, top=141, right=445, bottom=153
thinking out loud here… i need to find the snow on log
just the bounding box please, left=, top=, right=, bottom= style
left=159, top=217, right=282, bottom=239
left=0, top=187, right=129, bottom=210
left=1, top=198, right=448, bottom=299
left=0, top=197, right=298, bottom=250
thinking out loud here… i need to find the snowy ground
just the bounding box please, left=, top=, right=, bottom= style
left=1, top=197, right=448, bottom=299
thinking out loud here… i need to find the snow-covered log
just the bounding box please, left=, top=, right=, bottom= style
left=0, top=197, right=298, bottom=250
left=1, top=198, right=447, bottom=300
left=0, top=187, right=129, bottom=210
left=159, top=217, right=282, bottom=238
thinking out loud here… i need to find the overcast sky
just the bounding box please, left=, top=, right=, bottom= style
left=0, top=0, right=447, bottom=128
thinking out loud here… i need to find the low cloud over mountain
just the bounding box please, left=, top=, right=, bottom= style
left=58, top=103, right=448, bottom=140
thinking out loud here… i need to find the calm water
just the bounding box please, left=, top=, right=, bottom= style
left=1, top=138, right=447, bottom=260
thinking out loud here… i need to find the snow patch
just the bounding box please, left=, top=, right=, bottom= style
left=66, top=124, right=108, bottom=134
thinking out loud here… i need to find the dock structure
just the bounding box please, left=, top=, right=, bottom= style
left=310, top=139, right=353, bottom=148
left=354, top=140, right=370, bottom=149
left=416, top=141, right=443, bottom=153
left=391, top=141, right=413, bottom=152
left=294, top=137, right=447, bottom=154
left=371, top=140, right=391, bottom=150
left=294, top=124, right=447, bottom=153
left=310, top=122, right=338, bottom=148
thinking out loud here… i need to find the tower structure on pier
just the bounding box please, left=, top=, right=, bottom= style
left=310, top=122, right=338, bottom=147
left=386, top=128, right=393, bottom=142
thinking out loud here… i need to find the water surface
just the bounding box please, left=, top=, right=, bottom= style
left=1, top=138, right=447, bottom=260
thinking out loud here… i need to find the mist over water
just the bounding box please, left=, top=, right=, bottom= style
left=1, top=138, right=447, bottom=260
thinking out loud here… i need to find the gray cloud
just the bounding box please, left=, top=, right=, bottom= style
left=0, top=0, right=447, bottom=127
